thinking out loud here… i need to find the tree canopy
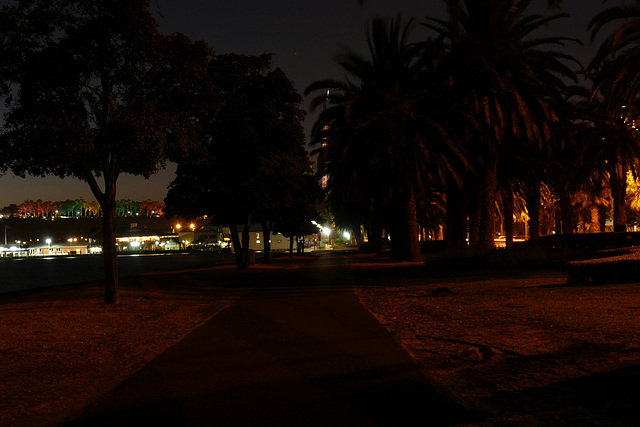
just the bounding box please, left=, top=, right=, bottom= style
left=0, top=0, right=214, bottom=303
left=165, top=53, right=311, bottom=269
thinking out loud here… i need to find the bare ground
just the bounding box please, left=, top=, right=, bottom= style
left=2, top=253, right=640, bottom=426
left=0, top=264, right=249, bottom=427
left=352, top=252, right=640, bottom=425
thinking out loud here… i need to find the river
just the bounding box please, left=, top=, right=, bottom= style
left=0, top=251, right=238, bottom=294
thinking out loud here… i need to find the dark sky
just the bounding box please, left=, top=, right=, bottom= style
left=0, top=0, right=608, bottom=208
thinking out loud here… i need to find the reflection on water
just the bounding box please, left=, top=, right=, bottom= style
left=0, top=252, right=235, bottom=294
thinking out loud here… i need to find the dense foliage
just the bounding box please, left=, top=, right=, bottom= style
left=164, top=54, right=313, bottom=268
left=0, top=0, right=214, bottom=302
left=307, top=0, right=640, bottom=260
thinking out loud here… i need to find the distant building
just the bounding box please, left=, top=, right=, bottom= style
left=0, top=245, right=28, bottom=257
left=27, top=242, right=90, bottom=256
left=115, top=226, right=180, bottom=252
left=230, top=225, right=291, bottom=251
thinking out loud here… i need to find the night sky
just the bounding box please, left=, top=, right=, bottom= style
left=0, top=0, right=608, bottom=208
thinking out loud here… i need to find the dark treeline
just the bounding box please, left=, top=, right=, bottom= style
left=306, top=1, right=640, bottom=261
left=0, top=0, right=320, bottom=302
left=2, top=0, right=640, bottom=302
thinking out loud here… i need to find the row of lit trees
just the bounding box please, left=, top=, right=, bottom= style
left=3, top=199, right=165, bottom=218
left=307, top=0, right=640, bottom=261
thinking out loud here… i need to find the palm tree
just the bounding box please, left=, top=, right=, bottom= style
left=425, top=0, right=579, bottom=251
left=589, top=0, right=640, bottom=114
left=575, top=90, right=640, bottom=232
left=306, top=16, right=466, bottom=261
left=588, top=1, right=640, bottom=231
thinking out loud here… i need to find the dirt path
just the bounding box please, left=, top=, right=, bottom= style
left=66, top=253, right=475, bottom=426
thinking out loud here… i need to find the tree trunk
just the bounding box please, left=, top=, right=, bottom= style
left=590, top=206, right=600, bottom=233
left=288, top=234, right=294, bottom=258
left=599, top=205, right=608, bottom=232
left=241, top=217, right=251, bottom=267
left=230, top=215, right=252, bottom=270
left=101, top=195, right=118, bottom=304
left=229, top=224, right=243, bottom=267
left=478, top=151, right=498, bottom=252
left=261, top=221, right=272, bottom=264
left=468, top=179, right=481, bottom=248
left=610, top=162, right=627, bottom=232
left=365, top=219, right=383, bottom=252
left=526, top=183, right=541, bottom=240
left=405, top=187, right=421, bottom=261
left=353, top=226, right=364, bottom=246
left=296, top=236, right=303, bottom=255
left=503, top=187, right=515, bottom=249
left=390, top=185, right=421, bottom=262
left=445, top=180, right=467, bottom=249
left=554, top=204, right=563, bottom=235
left=559, top=188, right=577, bottom=234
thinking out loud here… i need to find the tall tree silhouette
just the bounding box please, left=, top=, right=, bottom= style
left=426, top=0, right=577, bottom=250
left=307, top=16, right=465, bottom=261
left=166, top=54, right=309, bottom=269
left=588, top=0, right=640, bottom=231
left=0, top=0, right=213, bottom=303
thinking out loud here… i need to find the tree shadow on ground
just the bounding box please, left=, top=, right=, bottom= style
left=482, top=361, right=640, bottom=425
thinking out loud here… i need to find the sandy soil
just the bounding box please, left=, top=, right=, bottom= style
left=0, top=265, right=246, bottom=427
left=352, top=253, right=640, bottom=425
left=3, top=253, right=640, bottom=426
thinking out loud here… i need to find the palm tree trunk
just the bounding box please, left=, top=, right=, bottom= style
left=599, top=205, right=608, bottom=232
left=504, top=187, right=515, bottom=249
left=390, top=185, right=421, bottom=262
left=405, top=187, right=421, bottom=261
left=554, top=204, right=563, bottom=234
left=590, top=206, right=600, bottom=233
left=559, top=189, right=577, bottom=234
left=610, top=163, right=627, bottom=232
left=478, top=151, right=498, bottom=252
left=526, top=183, right=541, bottom=240
left=445, top=180, right=467, bottom=249
left=468, top=182, right=481, bottom=248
